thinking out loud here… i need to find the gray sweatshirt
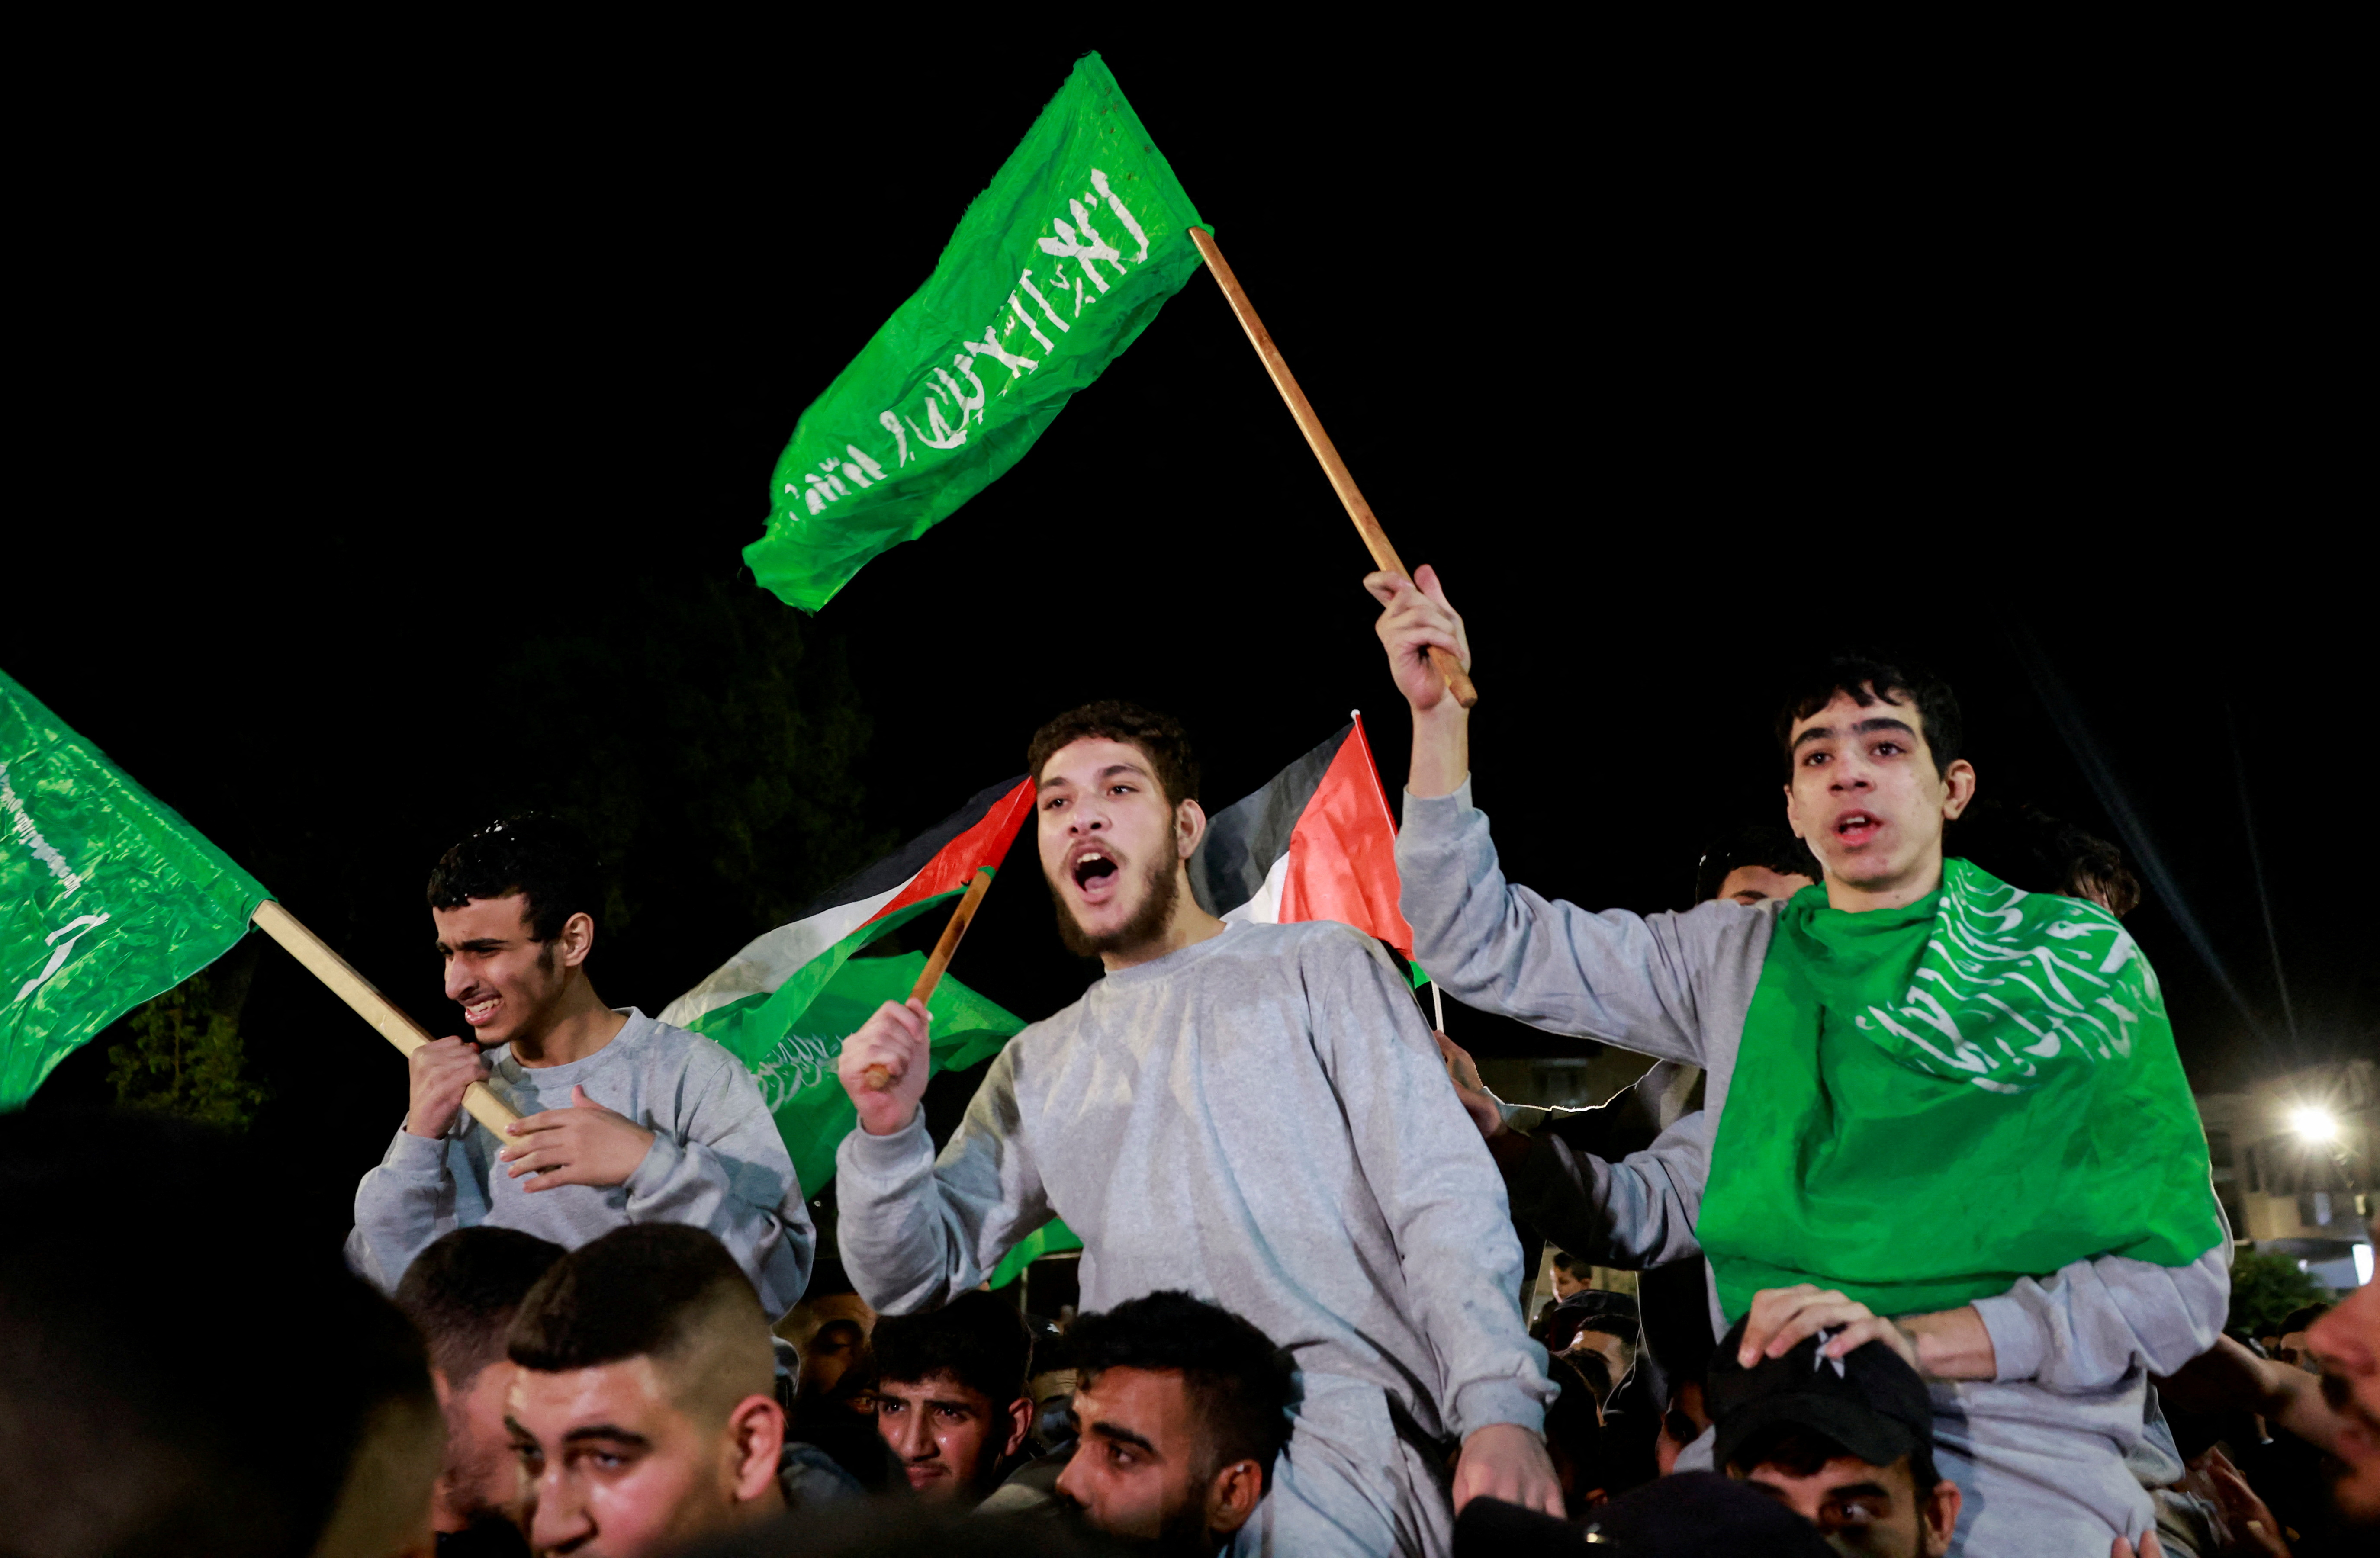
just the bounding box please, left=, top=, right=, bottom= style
left=346, top=1008, right=815, bottom=1319
left=834, top=919, right=1554, bottom=1452
left=1399, top=781, right=2229, bottom=1550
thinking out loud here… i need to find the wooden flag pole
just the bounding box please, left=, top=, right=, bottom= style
left=1189, top=227, right=1478, bottom=709
left=249, top=899, right=522, bottom=1135
left=860, top=867, right=998, bottom=1092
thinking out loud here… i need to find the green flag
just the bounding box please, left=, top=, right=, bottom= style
left=744, top=52, right=1206, bottom=611
left=684, top=949, right=1024, bottom=1197
left=988, top=1217, right=1082, bottom=1290
left=1, top=668, right=270, bottom=1107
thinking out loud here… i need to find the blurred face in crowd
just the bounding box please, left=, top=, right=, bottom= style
left=1713, top=864, right=1816, bottom=906
left=1549, top=1263, right=1589, bottom=1301
left=2305, top=1211, right=2380, bottom=1520
left=506, top=1355, right=781, bottom=1558
left=434, top=893, right=589, bottom=1049
left=1735, top=1449, right=1959, bottom=1558
left=1037, top=738, right=1206, bottom=962
left=1785, top=689, right=1975, bottom=906
left=1057, top=1366, right=1259, bottom=1553
left=435, top=1359, right=527, bottom=1530
left=875, top=1369, right=1032, bottom=1503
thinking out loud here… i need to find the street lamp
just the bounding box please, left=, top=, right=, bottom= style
left=2290, top=1105, right=2340, bottom=1143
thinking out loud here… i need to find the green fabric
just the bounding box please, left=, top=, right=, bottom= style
left=1, top=668, right=269, bottom=1107
left=743, top=52, right=1206, bottom=611
left=1697, top=859, right=2223, bottom=1323
left=687, top=950, right=1023, bottom=1197
left=989, top=1217, right=1083, bottom=1290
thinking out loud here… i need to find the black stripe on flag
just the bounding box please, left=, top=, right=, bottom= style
left=1187, top=723, right=1351, bottom=917
left=792, top=775, right=1028, bottom=919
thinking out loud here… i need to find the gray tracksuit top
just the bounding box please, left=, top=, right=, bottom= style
left=346, top=1008, right=815, bottom=1318
left=1398, top=779, right=2229, bottom=1553
left=833, top=919, right=1554, bottom=1449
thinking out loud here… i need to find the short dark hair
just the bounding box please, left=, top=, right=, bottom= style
left=1949, top=801, right=2142, bottom=917
left=1775, top=654, right=1963, bottom=782
left=427, top=812, right=602, bottom=943
left=508, top=1224, right=762, bottom=1377
left=1550, top=1250, right=1591, bottom=1276
left=1693, top=826, right=1824, bottom=904
left=1730, top=1424, right=1943, bottom=1499
left=1026, top=701, right=1201, bottom=811
left=2277, top=1303, right=2332, bottom=1335
left=1067, top=1290, right=1293, bottom=1490
left=394, top=1227, right=566, bottom=1387
left=872, top=1291, right=1034, bottom=1407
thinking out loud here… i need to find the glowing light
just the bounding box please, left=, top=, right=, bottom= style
left=2290, top=1106, right=2340, bottom=1143
left=2357, top=1244, right=2375, bottom=1288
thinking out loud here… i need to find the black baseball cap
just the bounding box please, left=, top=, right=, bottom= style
left=1707, top=1317, right=1935, bottom=1474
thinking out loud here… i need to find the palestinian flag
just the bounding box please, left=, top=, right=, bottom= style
left=659, top=776, right=1035, bottom=1189
left=1187, top=714, right=1415, bottom=960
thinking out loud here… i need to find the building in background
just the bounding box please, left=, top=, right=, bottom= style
left=2199, top=1058, right=2377, bottom=1292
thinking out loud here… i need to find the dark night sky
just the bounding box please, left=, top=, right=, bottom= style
left=7, top=28, right=2366, bottom=1237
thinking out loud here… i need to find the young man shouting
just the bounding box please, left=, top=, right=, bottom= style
left=347, top=815, right=814, bottom=1318
left=1371, top=569, right=2228, bottom=1555
left=834, top=701, right=1559, bottom=1556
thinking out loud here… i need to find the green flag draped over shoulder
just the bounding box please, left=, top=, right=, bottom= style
left=687, top=950, right=1024, bottom=1198
left=745, top=52, right=1206, bottom=611
left=1, top=669, right=269, bottom=1107
left=1697, top=860, right=2223, bottom=1323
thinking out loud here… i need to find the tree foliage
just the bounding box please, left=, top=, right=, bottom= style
left=106, top=971, right=269, bottom=1131
left=2227, top=1243, right=2331, bottom=1338
left=479, top=577, right=889, bottom=993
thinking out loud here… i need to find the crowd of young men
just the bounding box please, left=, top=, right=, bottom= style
left=18, top=562, right=2380, bottom=1555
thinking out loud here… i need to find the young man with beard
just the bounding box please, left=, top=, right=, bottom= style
left=833, top=701, right=1560, bottom=1556
left=394, top=1226, right=567, bottom=1555
left=1052, top=1290, right=1296, bottom=1555
left=1371, top=568, right=2230, bottom=1555
left=347, top=815, right=815, bottom=1318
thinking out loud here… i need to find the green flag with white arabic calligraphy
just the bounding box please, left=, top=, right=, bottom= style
left=1, top=668, right=270, bottom=1108
left=744, top=52, right=1206, bottom=611
left=698, top=950, right=1026, bottom=1199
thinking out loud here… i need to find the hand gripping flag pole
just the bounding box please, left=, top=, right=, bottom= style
left=1189, top=228, right=1479, bottom=709
left=250, top=900, right=522, bottom=1134
left=859, top=866, right=997, bottom=1093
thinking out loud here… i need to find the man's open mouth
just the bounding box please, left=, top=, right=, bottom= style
left=1071, top=848, right=1120, bottom=893
left=463, top=996, right=500, bottom=1027
left=1834, top=810, right=1883, bottom=845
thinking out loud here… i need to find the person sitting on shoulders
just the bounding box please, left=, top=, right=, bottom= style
left=1374, top=565, right=2229, bottom=1555
left=347, top=814, right=814, bottom=1319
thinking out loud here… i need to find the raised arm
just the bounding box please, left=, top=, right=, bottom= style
left=833, top=999, right=1054, bottom=1314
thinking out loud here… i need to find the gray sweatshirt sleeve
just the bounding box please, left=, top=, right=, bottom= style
left=346, top=1125, right=462, bottom=1291
left=834, top=1044, right=1055, bottom=1315
left=1510, top=1111, right=1709, bottom=1271
left=1396, top=781, right=1735, bottom=1064
left=627, top=1047, right=817, bottom=1320
left=1972, top=1241, right=2232, bottom=1391
left=1310, top=930, right=1556, bottom=1440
